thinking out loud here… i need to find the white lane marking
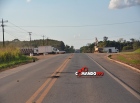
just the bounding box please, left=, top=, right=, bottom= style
left=86, top=54, right=140, bottom=100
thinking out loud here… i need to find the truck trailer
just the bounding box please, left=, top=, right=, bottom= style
left=103, top=47, right=119, bottom=53
left=33, top=46, right=57, bottom=55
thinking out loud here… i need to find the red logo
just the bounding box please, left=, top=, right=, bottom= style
left=96, top=72, right=104, bottom=76
left=75, top=66, right=104, bottom=77
left=77, top=66, right=88, bottom=76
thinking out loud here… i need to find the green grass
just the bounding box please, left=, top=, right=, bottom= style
left=117, top=55, right=127, bottom=61
left=0, top=47, right=37, bottom=71
left=0, top=59, right=29, bottom=69
left=131, top=60, right=140, bottom=64
left=0, top=55, right=33, bottom=70
left=117, top=55, right=140, bottom=64
left=120, top=48, right=140, bottom=54
left=110, top=49, right=140, bottom=69
left=134, top=48, right=140, bottom=54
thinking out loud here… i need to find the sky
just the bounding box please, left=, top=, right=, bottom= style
left=0, top=0, right=140, bottom=49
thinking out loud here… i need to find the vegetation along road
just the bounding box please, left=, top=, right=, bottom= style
left=109, top=48, right=140, bottom=70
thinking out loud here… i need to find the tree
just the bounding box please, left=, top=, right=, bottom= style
left=80, top=46, right=88, bottom=53
left=118, top=38, right=123, bottom=43
left=133, top=40, right=140, bottom=50
left=70, top=46, right=75, bottom=53
left=80, top=43, right=94, bottom=53
left=122, top=46, right=133, bottom=50
left=88, top=43, right=94, bottom=52
left=12, top=39, right=20, bottom=42
left=98, top=41, right=105, bottom=48
left=130, top=38, right=135, bottom=43
left=65, top=45, right=70, bottom=53
left=103, top=36, right=108, bottom=42
left=64, top=45, right=75, bottom=53
left=123, top=40, right=126, bottom=43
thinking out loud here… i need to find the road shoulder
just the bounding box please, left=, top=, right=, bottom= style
left=0, top=54, right=60, bottom=79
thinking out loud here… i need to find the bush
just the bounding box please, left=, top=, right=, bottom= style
left=122, top=46, right=133, bottom=50
left=133, top=41, right=140, bottom=50
left=0, top=47, right=21, bottom=63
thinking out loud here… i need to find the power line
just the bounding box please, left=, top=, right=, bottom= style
left=5, top=31, right=25, bottom=41
left=1, top=20, right=45, bottom=41
left=4, top=29, right=27, bottom=33
left=6, top=25, right=27, bottom=33
left=8, top=21, right=29, bottom=32
left=7, top=20, right=140, bottom=28
left=8, top=21, right=41, bottom=37
left=5, top=31, right=19, bottom=39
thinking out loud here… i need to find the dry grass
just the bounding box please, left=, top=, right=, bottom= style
left=0, top=46, right=33, bottom=70
left=0, top=47, right=21, bottom=63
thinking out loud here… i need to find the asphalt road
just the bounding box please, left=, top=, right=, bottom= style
left=0, top=53, right=139, bottom=103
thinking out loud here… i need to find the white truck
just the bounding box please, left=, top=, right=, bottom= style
left=103, top=47, right=119, bottom=53
left=34, top=46, right=57, bottom=55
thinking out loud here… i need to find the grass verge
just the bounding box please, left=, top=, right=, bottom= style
left=0, top=47, right=38, bottom=72
left=0, top=56, right=37, bottom=72
left=109, top=48, right=140, bottom=70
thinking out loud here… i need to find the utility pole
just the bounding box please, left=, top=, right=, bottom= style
left=0, top=19, right=8, bottom=47
left=42, top=35, right=45, bottom=46
left=28, top=32, right=32, bottom=47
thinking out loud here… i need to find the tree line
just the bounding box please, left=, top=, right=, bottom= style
left=0, top=39, right=75, bottom=53
left=80, top=37, right=140, bottom=53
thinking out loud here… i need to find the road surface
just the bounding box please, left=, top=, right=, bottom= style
left=0, top=53, right=139, bottom=103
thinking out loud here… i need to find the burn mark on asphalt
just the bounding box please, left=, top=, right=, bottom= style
left=56, top=72, right=74, bottom=74
left=51, top=76, right=60, bottom=78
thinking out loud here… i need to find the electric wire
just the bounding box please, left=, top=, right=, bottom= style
left=5, top=31, right=26, bottom=41
left=8, top=21, right=41, bottom=37
left=1, top=20, right=140, bottom=42
left=7, top=20, right=140, bottom=27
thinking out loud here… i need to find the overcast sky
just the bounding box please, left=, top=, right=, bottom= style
left=0, top=0, right=140, bottom=49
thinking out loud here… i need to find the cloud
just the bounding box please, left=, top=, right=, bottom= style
left=109, top=0, right=140, bottom=9
left=27, top=0, right=32, bottom=3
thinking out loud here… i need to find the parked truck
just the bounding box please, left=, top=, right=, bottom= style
left=103, top=47, right=119, bottom=53
left=33, top=46, right=57, bottom=55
